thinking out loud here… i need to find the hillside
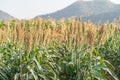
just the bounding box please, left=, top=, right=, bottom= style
left=0, top=10, right=14, bottom=21
left=83, top=10, right=120, bottom=23
left=35, top=0, right=120, bottom=22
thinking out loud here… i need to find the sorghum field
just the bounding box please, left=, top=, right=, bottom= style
left=0, top=18, right=120, bottom=80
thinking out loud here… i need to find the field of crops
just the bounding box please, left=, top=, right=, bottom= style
left=0, top=18, right=120, bottom=80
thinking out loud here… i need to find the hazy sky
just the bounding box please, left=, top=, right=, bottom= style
left=0, top=0, right=120, bottom=19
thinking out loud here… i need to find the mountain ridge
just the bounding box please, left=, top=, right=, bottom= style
left=35, top=0, right=120, bottom=23
left=0, top=10, right=14, bottom=21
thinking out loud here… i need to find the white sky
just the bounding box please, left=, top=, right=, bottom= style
left=0, top=0, right=120, bottom=19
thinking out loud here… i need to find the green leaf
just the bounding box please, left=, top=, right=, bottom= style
left=93, top=64, right=119, bottom=80
left=103, top=68, right=119, bottom=80
left=29, top=69, right=38, bottom=80
left=25, top=73, right=29, bottom=80
left=38, top=74, right=46, bottom=79
left=14, top=73, right=20, bottom=80
left=32, top=58, right=43, bottom=71
left=92, top=70, right=106, bottom=80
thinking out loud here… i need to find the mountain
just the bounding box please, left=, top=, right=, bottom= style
left=83, top=9, right=120, bottom=23
left=0, top=10, right=14, bottom=21
left=35, top=0, right=120, bottom=23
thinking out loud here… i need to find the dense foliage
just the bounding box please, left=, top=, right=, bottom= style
left=0, top=18, right=120, bottom=80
